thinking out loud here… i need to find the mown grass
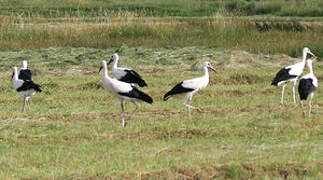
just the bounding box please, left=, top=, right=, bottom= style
left=0, top=0, right=322, bottom=17
left=0, top=47, right=322, bottom=179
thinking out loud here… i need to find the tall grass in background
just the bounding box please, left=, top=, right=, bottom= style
left=0, top=0, right=322, bottom=17
left=0, top=0, right=322, bottom=57
left=0, top=16, right=322, bottom=57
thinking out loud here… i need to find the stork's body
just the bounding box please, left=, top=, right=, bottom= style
left=271, top=47, right=315, bottom=105
left=298, top=59, right=318, bottom=117
left=163, top=61, right=215, bottom=117
left=12, top=66, right=41, bottom=112
left=108, top=53, right=147, bottom=87
left=100, top=61, right=153, bottom=127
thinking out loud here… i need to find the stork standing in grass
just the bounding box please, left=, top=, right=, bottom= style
left=298, top=59, right=318, bottom=117
left=12, top=66, right=42, bottom=112
left=271, top=47, right=316, bottom=105
left=163, top=61, right=216, bottom=118
left=11, top=60, right=32, bottom=81
left=107, top=53, right=148, bottom=87
left=99, top=60, right=153, bottom=127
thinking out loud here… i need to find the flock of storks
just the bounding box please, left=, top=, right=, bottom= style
left=12, top=47, right=318, bottom=127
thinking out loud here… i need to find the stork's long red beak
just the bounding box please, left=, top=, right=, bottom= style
left=208, top=65, right=216, bottom=72
left=308, top=51, right=316, bottom=58
left=99, top=66, right=103, bottom=73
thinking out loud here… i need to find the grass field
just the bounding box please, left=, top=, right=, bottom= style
left=0, top=47, right=322, bottom=179
left=0, top=0, right=322, bottom=179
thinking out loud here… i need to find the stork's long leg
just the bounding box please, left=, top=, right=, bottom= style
left=183, top=93, right=199, bottom=109
left=126, top=100, right=140, bottom=125
left=300, top=100, right=306, bottom=118
left=21, top=97, right=27, bottom=113
left=120, top=99, right=126, bottom=127
left=26, top=97, right=31, bottom=111
left=183, top=94, right=192, bottom=118
left=183, top=93, right=201, bottom=118
left=292, top=79, right=298, bottom=104
left=308, top=92, right=314, bottom=117
left=281, top=84, right=287, bottom=105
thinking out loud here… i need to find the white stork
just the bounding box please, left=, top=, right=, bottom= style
left=271, top=47, right=316, bottom=105
left=11, top=60, right=32, bottom=81
left=107, top=53, right=148, bottom=87
left=298, top=59, right=318, bottom=117
left=99, top=60, right=153, bottom=127
left=12, top=66, right=42, bottom=112
left=163, top=61, right=216, bottom=118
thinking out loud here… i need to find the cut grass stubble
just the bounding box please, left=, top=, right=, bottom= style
left=0, top=47, right=322, bottom=179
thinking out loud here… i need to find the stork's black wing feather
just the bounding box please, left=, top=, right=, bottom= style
left=271, top=68, right=297, bottom=86
left=119, top=69, right=147, bottom=87
left=163, top=82, right=194, bottom=101
left=118, top=86, right=153, bottom=104
left=298, top=78, right=317, bottom=100
left=19, top=69, right=32, bottom=81
left=17, top=80, right=42, bottom=92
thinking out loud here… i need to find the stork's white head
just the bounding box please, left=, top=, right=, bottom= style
left=203, top=61, right=216, bottom=72
left=22, top=60, right=28, bottom=69
left=99, top=60, right=107, bottom=73
left=303, top=47, right=315, bottom=57
left=107, top=53, right=119, bottom=65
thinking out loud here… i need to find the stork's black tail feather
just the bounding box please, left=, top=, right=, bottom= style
left=28, top=81, right=42, bottom=92
left=135, top=88, right=153, bottom=103
left=271, top=81, right=278, bottom=86
left=163, top=91, right=174, bottom=101
left=32, top=83, right=42, bottom=92
left=138, top=80, right=147, bottom=87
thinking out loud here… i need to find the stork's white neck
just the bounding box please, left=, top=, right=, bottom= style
left=113, top=57, right=119, bottom=69
left=308, top=62, right=314, bottom=75
left=102, top=62, right=110, bottom=79
left=13, top=67, right=19, bottom=81
left=302, top=51, right=308, bottom=64
left=203, top=66, right=209, bottom=78
left=22, top=61, right=28, bottom=69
